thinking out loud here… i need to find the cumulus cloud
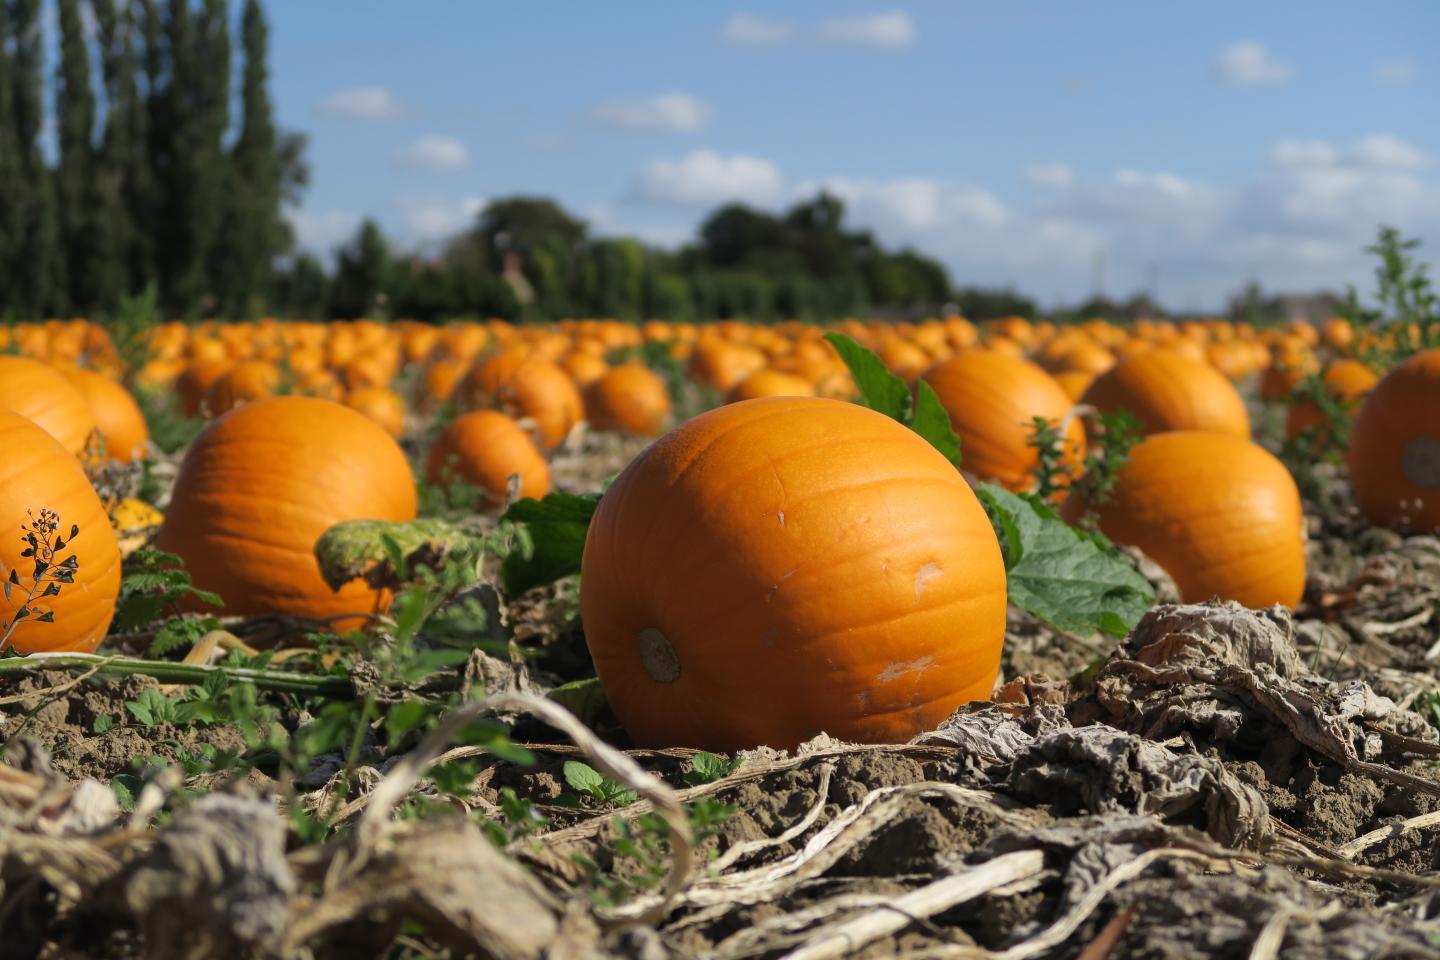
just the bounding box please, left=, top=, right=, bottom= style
left=589, top=94, right=712, bottom=133
left=399, top=195, right=487, bottom=242
left=1375, top=60, right=1415, bottom=85
left=317, top=86, right=409, bottom=120
left=286, top=208, right=363, bottom=254
left=393, top=136, right=468, bottom=172
left=1024, top=163, right=1075, bottom=189
left=816, top=11, right=916, bottom=50
left=721, top=12, right=793, bottom=46
left=1271, top=135, right=1429, bottom=170
left=630, top=150, right=783, bottom=207
left=1214, top=41, right=1294, bottom=87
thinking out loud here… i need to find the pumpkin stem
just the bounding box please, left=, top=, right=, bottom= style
left=638, top=627, right=681, bottom=683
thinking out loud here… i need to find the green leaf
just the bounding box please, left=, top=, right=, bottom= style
left=111, top=775, right=139, bottom=812
left=564, top=760, right=605, bottom=796
left=976, top=484, right=1154, bottom=638
left=910, top=380, right=963, bottom=466
left=500, top=492, right=602, bottom=595
left=92, top=714, right=115, bottom=734
left=823, top=332, right=962, bottom=467
left=126, top=688, right=182, bottom=727
left=546, top=677, right=609, bottom=726
left=385, top=699, right=432, bottom=745
left=823, top=332, right=910, bottom=420
left=684, top=751, right=741, bottom=786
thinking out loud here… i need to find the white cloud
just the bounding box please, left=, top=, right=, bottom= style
left=393, top=136, right=468, bottom=172
left=399, top=195, right=487, bottom=242
left=1271, top=134, right=1429, bottom=170
left=286, top=208, right=363, bottom=254
left=631, top=150, right=783, bottom=207
left=1024, top=163, right=1074, bottom=189
left=1214, top=41, right=1294, bottom=87
left=317, top=87, right=409, bottom=120
left=1352, top=134, right=1428, bottom=169
left=816, top=11, right=916, bottom=50
left=721, top=12, right=792, bottom=46
left=807, top=177, right=1007, bottom=231
left=589, top=94, right=712, bottom=133
left=1375, top=60, right=1415, bottom=85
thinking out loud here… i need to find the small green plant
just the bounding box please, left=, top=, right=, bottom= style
left=572, top=797, right=734, bottom=908
left=1, top=510, right=80, bottom=654
left=1344, top=226, right=1440, bottom=367
left=482, top=786, right=551, bottom=847
left=683, top=751, right=741, bottom=786
left=1025, top=415, right=1075, bottom=503
left=1066, top=409, right=1142, bottom=526
left=563, top=760, right=638, bottom=807
left=113, top=548, right=225, bottom=656
left=134, top=388, right=205, bottom=454
left=106, top=285, right=164, bottom=386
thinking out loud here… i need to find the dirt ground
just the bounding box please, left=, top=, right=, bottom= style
left=3, top=430, right=1440, bottom=959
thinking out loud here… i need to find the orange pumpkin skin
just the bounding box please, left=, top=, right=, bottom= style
left=1092, top=431, right=1305, bottom=608
left=61, top=368, right=150, bottom=462
left=0, top=357, right=98, bottom=455
left=204, top=361, right=280, bottom=417
left=1349, top=348, right=1440, bottom=533
left=155, top=397, right=417, bottom=625
left=728, top=370, right=817, bottom=403
left=462, top=358, right=583, bottom=450
left=1284, top=359, right=1378, bottom=443
left=1081, top=350, right=1251, bottom=439
left=585, top=365, right=672, bottom=437
left=921, top=351, right=1085, bottom=492
left=0, top=413, right=121, bottom=653
left=581, top=396, right=1008, bottom=752
left=175, top=358, right=232, bottom=417
left=425, top=411, right=550, bottom=509
left=344, top=386, right=407, bottom=438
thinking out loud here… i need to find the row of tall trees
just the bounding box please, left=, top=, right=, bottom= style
left=0, top=0, right=304, bottom=319
left=274, top=193, right=1031, bottom=324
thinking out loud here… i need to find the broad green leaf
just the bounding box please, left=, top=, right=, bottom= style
left=976, top=484, right=1154, bottom=638
left=824, top=332, right=963, bottom=467
left=563, top=760, right=605, bottom=795
left=823, top=332, right=911, bottom=420
left=314, top=518, right=471, bottom=592
left=910, top=380, right=963, bottom=466
left=547, top=677, right=609, bottom=726
left=501, top=492, right=602, bottom=595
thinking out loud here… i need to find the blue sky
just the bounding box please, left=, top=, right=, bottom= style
left=269, top=2, right=1440, bottom=309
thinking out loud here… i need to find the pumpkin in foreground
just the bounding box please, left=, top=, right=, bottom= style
left=580, top=396, right=1007, bottom=752
left=1349, top=348, right=1440, bottom=533
left=155, top=396, right=417, bottom=626
left=1086, top=431, right=1305, bottom=608
left=0, top=356, right=98, bottom=455
left=0, top=412, right=121, bottom=653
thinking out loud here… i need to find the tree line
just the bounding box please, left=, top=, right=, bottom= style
left=286, top=193, right=1040, bottom=324
left=0, top=0, right=304, bottom=320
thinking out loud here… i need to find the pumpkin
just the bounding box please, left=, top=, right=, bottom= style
left=203, top=360, right=280, bottom=417
left=561, top=352, right=609, bottom=389
left=585, top=365, right=672, bottom=437
left=155, top=397, right=417, bottom=626
left=0, top=412, right=121, bottom=653
left=1284, top=359, right=1378, bottom=443
left=686, top=340, right=766, bottom=393
left=921, top=350, right=1085, bottom=493
left=426, top=411, right=550, bottom=509
left=109, top=496, right=165, bottom=558
left=1081, top=350, right=1251, bottom=439
left=344, top=386, right=407, bottom=438
left=461, top=357, right=583, bottom=450
left=1087, top=431, right=1305, bottom=608
left=61, top=368, right=150, bottom=462
left=581, top=396, right=1007, bottom=751
left=728, top=369, right=817, bottom=402
left=0, top=357, right=98, bottom=455
left=175, top=358, right=233, bottom=417
left=1349, top=348, right=1440, bottom=532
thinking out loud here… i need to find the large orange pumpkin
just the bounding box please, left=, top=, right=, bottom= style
left=585, top=365, right=672, bottom=437
left=581, top=396, right=1008, bottom=751
left=0, top=413, right=121, bottom=653
left=0, top=357, right=98, bottom=455
left=1081, top=349, right=1251, bottom=439
left=1089, top=431, right=1305, bottom=608
left=1349, top=348, right=1440, bottom=532
left=61, top=368, right=150, bottom=462
left=155, top=397, right=417, bottom=626
left=921, top=350, right=1085, bottom=493
left=426, top=411, right=550, bottom=509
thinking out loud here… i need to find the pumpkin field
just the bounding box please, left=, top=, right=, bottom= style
left=0, top=232, right=1438, bottom=959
